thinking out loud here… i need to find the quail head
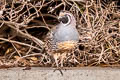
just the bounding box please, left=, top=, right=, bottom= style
left=48, top=11, right=79, bottom=67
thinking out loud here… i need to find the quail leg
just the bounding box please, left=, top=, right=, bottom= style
left=53, top=53, right=60, bottom=67
left=60, top=56, right=64, bottom=67
left=54, top=57, right=59, bottom=67
left=60, top=53, right=66, bottom=67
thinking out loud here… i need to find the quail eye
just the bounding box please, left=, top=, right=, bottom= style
left=58, top=15, right=69, bottom=24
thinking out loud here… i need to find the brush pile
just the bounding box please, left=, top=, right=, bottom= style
left=0, top=0, right=120, bottom=68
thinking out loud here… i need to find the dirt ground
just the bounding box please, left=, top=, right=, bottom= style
left=0, top=67, right=120, bottom=80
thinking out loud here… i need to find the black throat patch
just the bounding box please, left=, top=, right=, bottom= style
left=59, top=15, right=70, bottom=24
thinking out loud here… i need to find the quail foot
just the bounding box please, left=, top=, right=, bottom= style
left=48, top=11, right=79, bottom=67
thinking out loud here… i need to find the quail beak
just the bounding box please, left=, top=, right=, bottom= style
left=58, top=16, right=63, bottom=22
left=58, top=12, right=65, bottom=22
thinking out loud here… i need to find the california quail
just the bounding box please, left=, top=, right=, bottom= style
left=47, top=11, right=79, bottom=67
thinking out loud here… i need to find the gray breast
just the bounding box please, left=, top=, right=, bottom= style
left=53, top=24, right=79, bottom=43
